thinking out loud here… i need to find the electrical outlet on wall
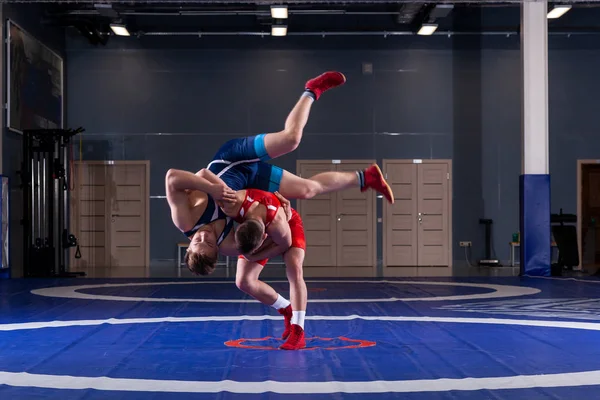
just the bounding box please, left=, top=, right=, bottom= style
left=459, top=241, right=472, bottom=247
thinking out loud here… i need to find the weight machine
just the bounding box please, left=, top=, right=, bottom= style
left=20, top=128, right=84, bottom=278
left=479, top=218, right=500, bottom=266
left=550, top=209, right=579, bottom=276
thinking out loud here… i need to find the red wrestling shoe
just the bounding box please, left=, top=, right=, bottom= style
left=305, top=71, right=346, bottom=100
left=280, top=324, right=306, bottom=350
left=278, top=304, right=293, bottom=340
left=362, top=164, right=394, bottom=204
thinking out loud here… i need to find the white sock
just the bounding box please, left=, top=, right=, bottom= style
left=271, top=294, right=291, bottom=310
left=301, top=91, right=315, bottom=102
left=291, top=311, right=306, bottom=329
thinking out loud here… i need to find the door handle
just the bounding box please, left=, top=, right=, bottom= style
left=337, top=214, right=344, bottom=221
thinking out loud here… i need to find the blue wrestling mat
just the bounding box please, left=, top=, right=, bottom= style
left=1, top=277, right=600, bottom=399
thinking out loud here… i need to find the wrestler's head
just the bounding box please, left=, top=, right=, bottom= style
left=185, top=228, right=219, bottom=275
left=235, top=218, right=266, bottom=255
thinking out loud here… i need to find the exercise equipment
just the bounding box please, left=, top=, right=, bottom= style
left=550, top=208, right=579, bottom=276
left=20, top=128, right=84, bottom=278
left=479, top=218, right=500, bottom=266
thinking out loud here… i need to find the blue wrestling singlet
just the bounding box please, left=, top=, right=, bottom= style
left=207, top=134, right=284, bottom=192
left=183, top=196, right=233, bottom=245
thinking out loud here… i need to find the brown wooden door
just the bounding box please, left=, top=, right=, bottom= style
left=296, top=161, right=337, bottom=273
left=582, top=164, right=600, bottom=266
left=107, top=163, right=149, bottom=275
left=383, top=161, right=418, bottom=271
left=296, top=160, right=377, bottom=277
left=383, top=160, right=452, bottom=276
left=336, top=161, right=376, bottom=276
left=71, top=161, right=150, bottom=277
left=70, top=163, right=108, bottom=271
left=417, top=162, right=450, bottom=267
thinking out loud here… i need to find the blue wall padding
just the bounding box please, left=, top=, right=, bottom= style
left=519, top=174, right=551, bottom=276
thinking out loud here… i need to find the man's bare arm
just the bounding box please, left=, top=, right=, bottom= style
left=166, top=169, right=236, bottom=202
left=165, top=170, right=195, bottom=230
left=196, top=168, right=226, bottom=186
left=242, top=241, right=281, bottom=262
left=218, top=232, right=240, bottom=257
left=273, top=191, right=292, bottom=221
left=202, top=168, right=244, bottom=210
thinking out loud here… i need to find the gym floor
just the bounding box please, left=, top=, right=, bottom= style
left=1, top=277, right=600, bottom=399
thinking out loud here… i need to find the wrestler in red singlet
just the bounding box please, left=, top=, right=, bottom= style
left=234, top=189, right=280, bottom=226
left=235, top=189, right=306, bottom=266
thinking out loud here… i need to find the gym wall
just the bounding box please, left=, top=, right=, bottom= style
left=66, top=33, right=600, bottom=270
left=61, top=8, right=600, bottom=271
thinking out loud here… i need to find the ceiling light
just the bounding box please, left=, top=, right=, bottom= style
left=417, top=24, right=438, bottom=36
left=271, top=25, right=287, bottom=37
left=110, top=23, right=130, bottom=36
left=547, top=5, right=571, bottom=19
left=271, top=5, right=288, bottom=19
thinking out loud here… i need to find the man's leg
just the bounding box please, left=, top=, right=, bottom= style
left=279, top=210, right=307, bottom=350
left=263, top=71, right=346, bottom=159
left=235, top=258, right=291, bottom=314
left=280, top=247, right=307, bottom=351
left=285, top=248, right=307, bottom=314
left=277, top=166, right=394, bottom=203
left=206, top=72, right=344, bottom=190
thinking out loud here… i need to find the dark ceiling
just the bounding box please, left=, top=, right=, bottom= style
left=26, top=1, right=600, bottom=45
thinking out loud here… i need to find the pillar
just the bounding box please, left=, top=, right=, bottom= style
left=520, top=0, right=551, bottom=276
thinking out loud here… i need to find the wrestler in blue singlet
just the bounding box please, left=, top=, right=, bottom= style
left=185, top=134, right=282, bottom=242
left=207, top=134, right=283, bottom=192
left=182, top=195, right=233, bottom=244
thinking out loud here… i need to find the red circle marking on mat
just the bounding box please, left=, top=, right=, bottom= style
left=224, top=336, right=376, bottom=351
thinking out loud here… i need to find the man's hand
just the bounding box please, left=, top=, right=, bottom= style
left=218, top=198, right=239, bottom=217
left=190, top=168, right=236, bottom=203
left=274, top=191, right=292, bottom=221
left=209, top=183, right=236, bottom=203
